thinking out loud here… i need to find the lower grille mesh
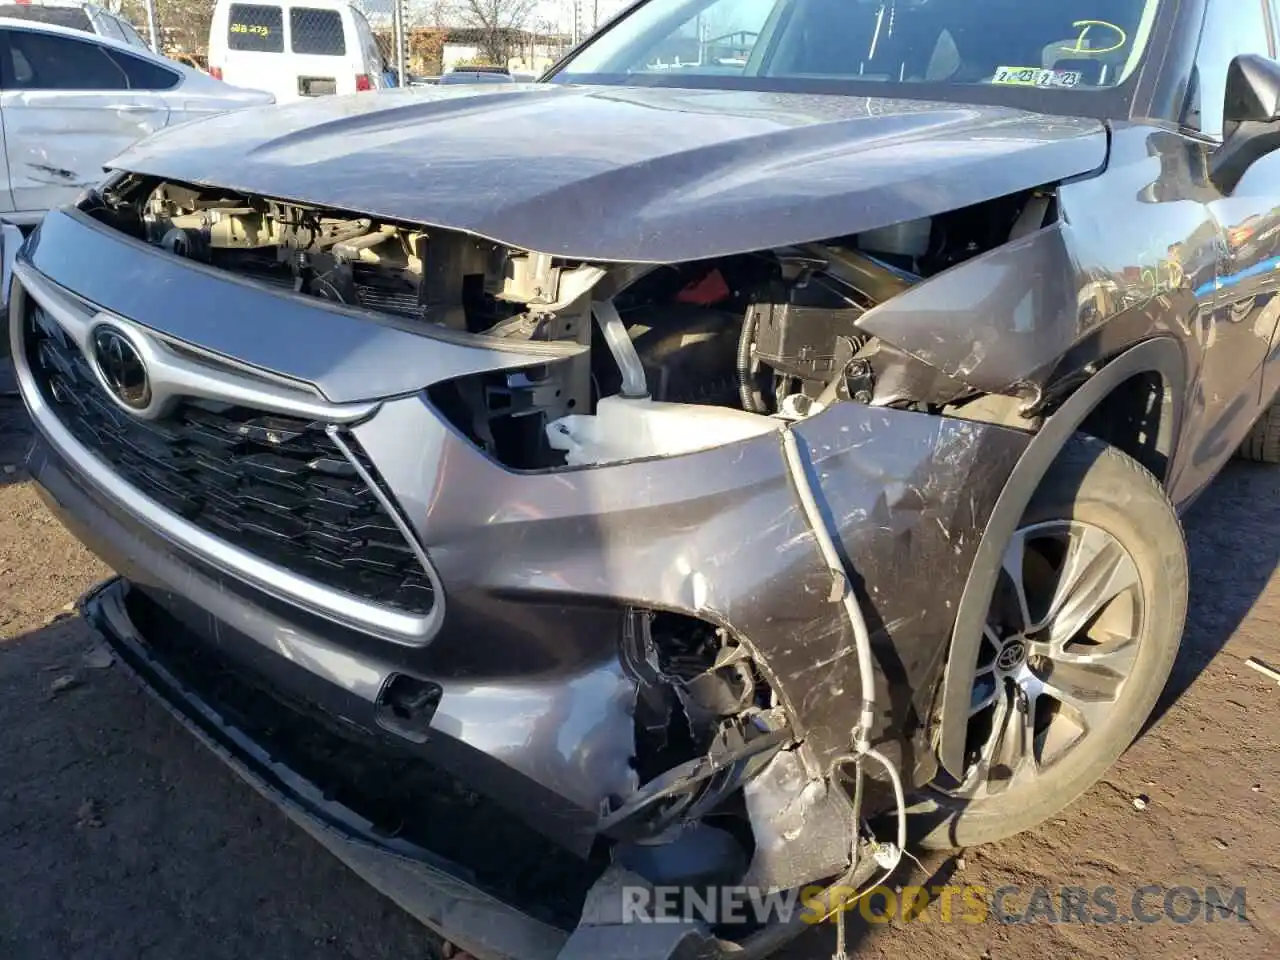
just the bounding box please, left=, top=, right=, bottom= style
left=26, top=302, right=435, bottom=616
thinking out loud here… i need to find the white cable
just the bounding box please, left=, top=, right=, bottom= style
left=778, top=424, right=910, bottom=958
left=779, top=428, right=877, bottom=748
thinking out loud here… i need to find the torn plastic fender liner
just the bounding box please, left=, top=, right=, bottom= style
left=393, top=394, right=1032, bottom=786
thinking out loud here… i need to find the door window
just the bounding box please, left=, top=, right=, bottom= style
left=1, top=29, right=129, bottom=89
left=1187, top=0, right=1274, bottom=137
left=227, top=3, right=284, bottom=53
left=290, top=8, right=346, bottom=56
left=105, top=50, right=180, bottom=90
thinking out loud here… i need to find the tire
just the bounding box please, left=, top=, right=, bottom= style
left=911, top=435, right=1188, bottom=850
left=1238, top=402, right=1280, bottom=463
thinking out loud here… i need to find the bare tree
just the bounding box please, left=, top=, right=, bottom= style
left=119, top=0, right=215, bottom=54
left=413, top=0, right=461, bottom=28
left=452, top=0, right=536, bottom=62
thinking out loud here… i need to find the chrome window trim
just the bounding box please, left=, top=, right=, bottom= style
left=11, top=265, right=445, bottom=647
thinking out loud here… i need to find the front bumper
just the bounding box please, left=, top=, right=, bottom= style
left=90, top=577, right=892, bottom=960
left=78, top=577, right=571, bottom=960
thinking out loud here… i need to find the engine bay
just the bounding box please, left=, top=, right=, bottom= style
left=84, top=175, right=1051, bottom=471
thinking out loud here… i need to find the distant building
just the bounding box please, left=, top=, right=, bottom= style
left=442, top=42, right=480, bottom=70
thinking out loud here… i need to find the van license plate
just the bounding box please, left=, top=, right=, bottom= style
left=298, top=77, right=337, bottom=97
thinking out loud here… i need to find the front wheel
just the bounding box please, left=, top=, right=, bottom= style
left=1238, top=401, right=1280, bottom=463
left=913, top=436, right=1188, bottom=849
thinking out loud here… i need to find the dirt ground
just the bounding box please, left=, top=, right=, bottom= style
left=0, top=364, right=1276, bottom=960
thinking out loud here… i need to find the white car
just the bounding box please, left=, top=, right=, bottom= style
left=0, top=0, right=151, bottom=49
left=0, top=17, right=274, bottom=222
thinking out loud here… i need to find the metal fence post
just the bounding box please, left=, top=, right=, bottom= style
left=395, top=0, right=407, bottom=87
left=144, top=0, right=160, bottom=53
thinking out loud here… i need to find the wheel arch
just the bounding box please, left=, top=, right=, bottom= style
left=936, top=337, right=1187, bottom=779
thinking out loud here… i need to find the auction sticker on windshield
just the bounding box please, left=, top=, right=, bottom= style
left=993, top=66, right=1083, bottom=88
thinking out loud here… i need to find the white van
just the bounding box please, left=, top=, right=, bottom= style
left=207, top=0, right=387, bottom=102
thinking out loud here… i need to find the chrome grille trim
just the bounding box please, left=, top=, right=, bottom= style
left=14, top=260, right=376, bottom=423
left=11, top=264, right=445, bottom=647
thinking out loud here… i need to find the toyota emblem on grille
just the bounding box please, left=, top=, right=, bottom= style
left=92, top=326, right=151, bottom=411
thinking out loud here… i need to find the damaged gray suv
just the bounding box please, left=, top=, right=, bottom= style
left=10, top=0, right=1280, bottom=956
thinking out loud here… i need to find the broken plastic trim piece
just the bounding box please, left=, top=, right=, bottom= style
left=597, top=720, right=790, bottom=843
left=742, top=749, right=856, bottom=892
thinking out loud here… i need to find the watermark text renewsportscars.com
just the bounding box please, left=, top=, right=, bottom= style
left=619, top=884, right=1248, bottom=926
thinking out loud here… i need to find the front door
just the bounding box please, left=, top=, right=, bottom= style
left=1171, top=0, right=1280, bottom=495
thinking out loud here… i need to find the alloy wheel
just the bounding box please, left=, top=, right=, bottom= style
left=941, top=519, right=1146, bottom=799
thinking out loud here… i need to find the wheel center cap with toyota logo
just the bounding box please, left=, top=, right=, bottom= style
left=996, top=638, right=1028, bottom=672
left=92, top=326, right=151, bottom=412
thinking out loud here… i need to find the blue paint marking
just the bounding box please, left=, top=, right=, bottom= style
left=1194, top=254, right=1280, bottom=298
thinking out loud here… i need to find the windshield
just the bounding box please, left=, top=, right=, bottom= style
left=553, top=0, right=1162, bottom=98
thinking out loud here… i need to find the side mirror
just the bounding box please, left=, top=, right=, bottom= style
left=1210, top=54, right=1280, bottom=193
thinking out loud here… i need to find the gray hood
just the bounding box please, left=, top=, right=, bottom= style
left=109, top=84, right=1108, bottom=262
